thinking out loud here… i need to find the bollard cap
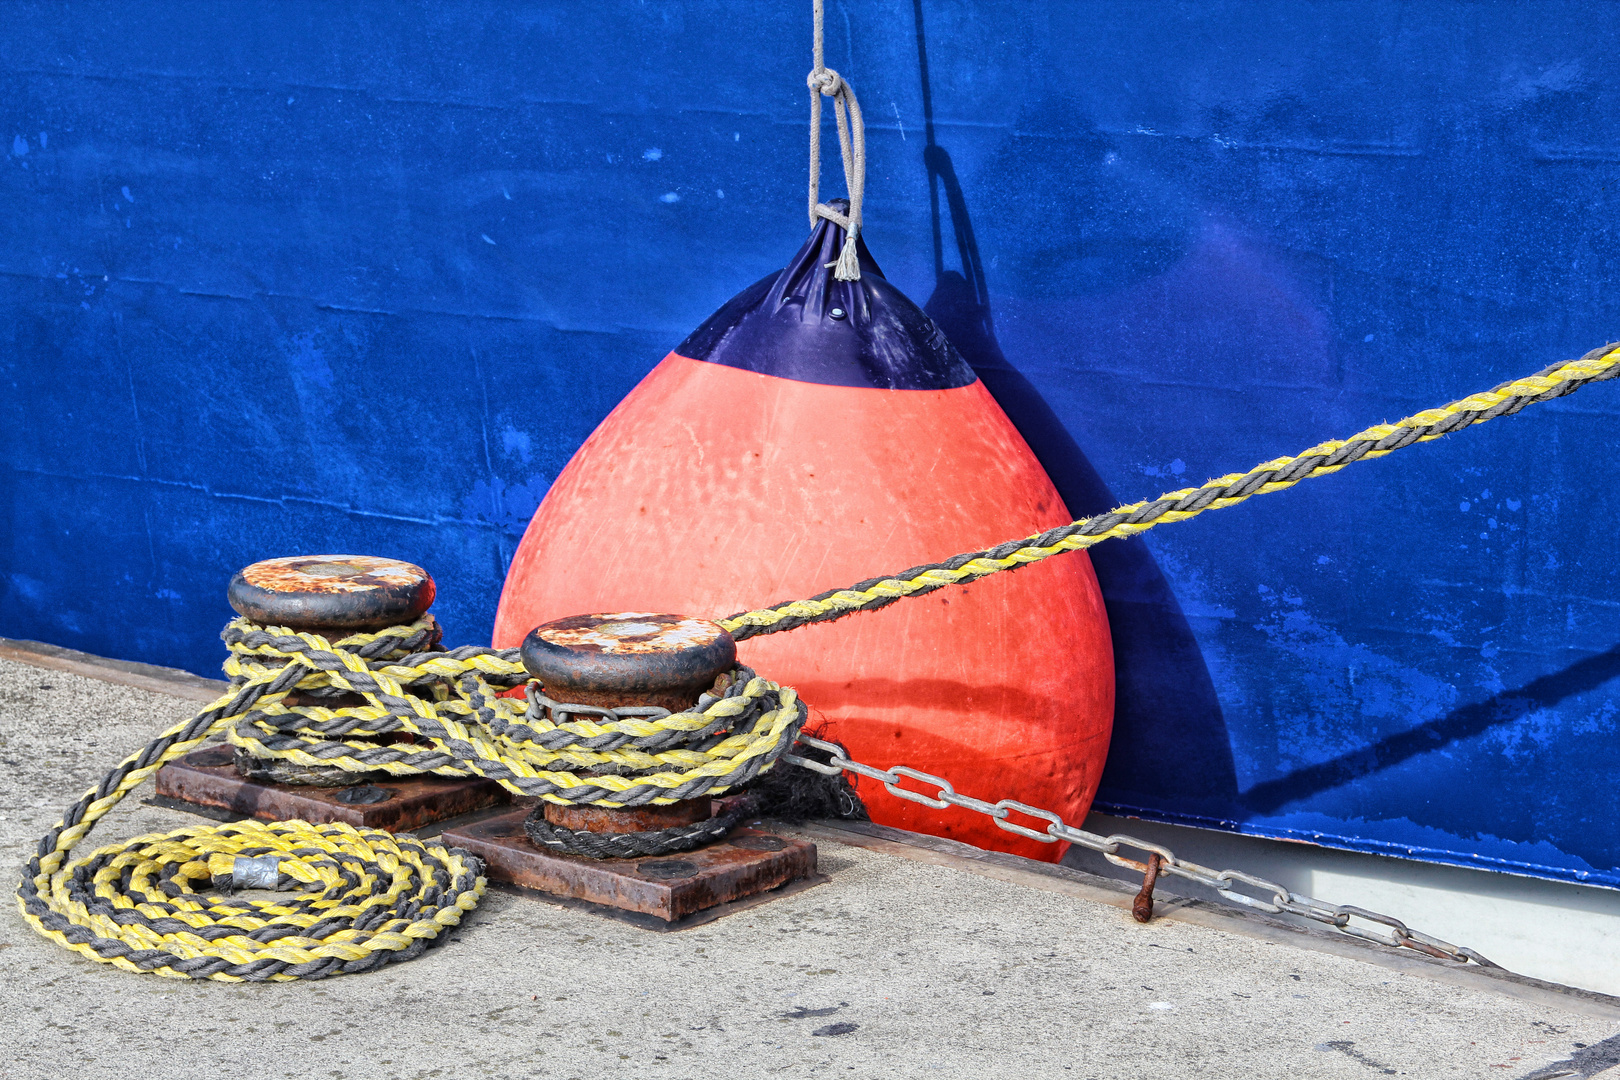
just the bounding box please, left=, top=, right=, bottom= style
left=228, top=555, right=435, bottom=631
left=521, top=612, right=736, bottom=710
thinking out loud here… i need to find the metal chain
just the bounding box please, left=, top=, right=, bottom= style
left=784, top=736, right=1500, bottom=969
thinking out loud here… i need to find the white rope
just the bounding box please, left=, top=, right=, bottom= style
left=807, top=0, right=865, bottom=281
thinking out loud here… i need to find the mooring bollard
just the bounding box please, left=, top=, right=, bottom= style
left=227, top=555, right=437, bottom=637
left=521, top=612, right=738, bottom=837
left=151, top=555, right=509, bottom=830
left=227, top=555, right=438, bottom=787
left=442, top=611, right=821, bottom=923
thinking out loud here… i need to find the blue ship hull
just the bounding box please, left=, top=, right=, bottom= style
left=2, top=1, right=1617, bottom=889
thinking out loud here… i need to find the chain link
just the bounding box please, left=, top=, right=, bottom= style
left=783, top=736, right=1499, bottom=969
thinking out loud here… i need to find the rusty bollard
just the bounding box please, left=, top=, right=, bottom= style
left=226, top=555, right=437, bottom=788
left=520, top=612, right=738, bottom=839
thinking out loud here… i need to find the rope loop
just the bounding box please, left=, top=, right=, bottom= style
left=807, top=0, right=865, bottom=280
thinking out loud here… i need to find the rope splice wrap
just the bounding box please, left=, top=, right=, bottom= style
left=522, top=797, right=760, bottom=860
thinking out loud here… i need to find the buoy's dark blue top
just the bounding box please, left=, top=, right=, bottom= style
left=676, top=209, right=977, bottom=391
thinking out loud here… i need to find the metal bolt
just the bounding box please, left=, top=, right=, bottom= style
left=1133, top=852, right=1163, bottom=923
left=829, top=307, right=846, bottom=319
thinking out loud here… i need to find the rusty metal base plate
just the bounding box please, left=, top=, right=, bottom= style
left=441, top=803, right=818, bottom=924
left=152, top=743, right=509, bottom=831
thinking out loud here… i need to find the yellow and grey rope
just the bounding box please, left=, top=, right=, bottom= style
left=720, top=343, right=1620, bottom=640
left=16, top=619, right=805, bottom=980
left=218, top=619, right=804, bottom=805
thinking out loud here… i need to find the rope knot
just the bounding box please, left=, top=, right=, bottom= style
left=806, top=0, right=862, bottom=279
left=807, top=66, right=844, bottom=97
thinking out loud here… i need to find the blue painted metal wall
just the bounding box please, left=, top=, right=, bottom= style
left=3, top=2, right=1617, bottom=887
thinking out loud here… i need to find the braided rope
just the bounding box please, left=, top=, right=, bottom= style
left=219, top=619, right=805, bottom=805
left=16, top=619, right=805, bottom=980
left=522, top=798, right=758, bottom=860
left=719, top=344, right=1620, bottom=640
left=14, top=655, right=483, bottom=981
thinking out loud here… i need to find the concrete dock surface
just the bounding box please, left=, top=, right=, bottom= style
left=2, top=653, right=1617, bottom=1080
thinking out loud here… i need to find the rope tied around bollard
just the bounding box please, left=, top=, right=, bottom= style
left=15, top=617, right=805, bottom=980
left=216, top=619, right=804, bottom=806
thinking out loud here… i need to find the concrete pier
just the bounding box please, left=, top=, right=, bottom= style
left=2, top=652, right=1616, bottom=1080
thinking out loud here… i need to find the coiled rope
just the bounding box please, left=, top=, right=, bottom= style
left=719, top=344, right=1620, bottom=639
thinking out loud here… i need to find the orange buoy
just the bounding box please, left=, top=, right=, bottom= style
left=495, top=211, right=1113, bottom=861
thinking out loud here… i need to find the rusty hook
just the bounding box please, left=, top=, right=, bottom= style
left=1132, top=852, right=1163, bottom=923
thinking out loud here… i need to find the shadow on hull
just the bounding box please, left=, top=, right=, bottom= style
left=912, top=0, right=1238, bottom=828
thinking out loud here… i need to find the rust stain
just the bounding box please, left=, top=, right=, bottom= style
left=539, top=612, right=725, bottom=655
left=442, top=807, right=817, bottom=921
left=242, top=555, right=427, bottom=595
left=153, top=746, right=507, bottom=830
left=546, top=796, right=712, bottom=834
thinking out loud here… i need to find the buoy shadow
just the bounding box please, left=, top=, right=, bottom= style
left=925, top=268, right=1239, bottom=818
left=912, top=0, right=1239, bottom=830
